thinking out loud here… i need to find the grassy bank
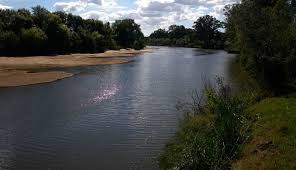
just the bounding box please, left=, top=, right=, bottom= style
left=159, top=61, right=296, bottom=169
left=233, top=96, right=296, bottom=169
left=159, top=79, right=253, bottom=169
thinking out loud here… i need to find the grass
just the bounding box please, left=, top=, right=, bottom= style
left=159, top=60, right=296, bottom=169
left=232, top=96, right=296, bottom=170
left=159, top=79, right=251, bottom=169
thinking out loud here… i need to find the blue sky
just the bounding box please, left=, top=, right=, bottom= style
left=0, top=0, right=239, bottom=35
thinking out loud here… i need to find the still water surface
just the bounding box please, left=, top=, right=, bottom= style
left=0, top=47, right=233, bottom=170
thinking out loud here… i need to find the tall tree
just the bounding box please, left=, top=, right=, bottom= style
left=150, top=29, right=168, bottom=39
left=21, top=27, right=47, bottom=54
left=225, top=0, right=296, bottom=90
left=193, top=15, right=223, bottom=49
left=112, top=19, right=144, bottom=49
left=168, top=25, right=187, bottom=39
left=0, top=6, right=146, bottom=56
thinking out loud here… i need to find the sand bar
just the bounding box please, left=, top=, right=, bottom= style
left=0, top=48, right=153, bottom=87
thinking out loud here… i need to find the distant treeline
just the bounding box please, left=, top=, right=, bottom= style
left=0, top=6, right=145, bottom=56
left=147, top=15, right=225, bottom=49
left=225, top=0, right=296, bottom=91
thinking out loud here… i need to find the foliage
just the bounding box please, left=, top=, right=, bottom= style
left=224, top=0, right=296, bottom=91
left=147, top=15, right=224, bottom=49
left=149, top=29, right=169, bottom=39
left=46, top=14, right=71, bottom=53
left=159, top=79, right=252, bottom=169
left=193, top=15, right=224, bottom=49
left=0, top=7, right=145, bottom=56
left=112, top=19, right=145, bottom=49
left=0, top=31, right=20, bottom=54
left=21, top=27, right=47, bottom=54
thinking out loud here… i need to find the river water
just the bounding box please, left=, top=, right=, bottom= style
left=0, top=47, right=233, bottom=170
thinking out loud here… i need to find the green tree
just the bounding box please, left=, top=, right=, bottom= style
left=225, top=0, right=296, bottom=90
left=168, top=25, right=186, bottom=39
left=46, top=14, right=71, bottom=53
left=21, top=27, right=47, bottom=54
left=0, top=31, right=20, bottom=55
left=0, top=6, right=145, bottom=55
left=112, top=19, right=145, bottom=49
left=32, top=6, right=50, bottom=31
left=150, top=29, right=168, bottom=39
left=78, top=29, right=96, bottom=52
left=193, top=15, right=223, bottom=49
left=92, top=32, right=105, bottom=52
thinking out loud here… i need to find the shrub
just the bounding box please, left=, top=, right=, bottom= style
left=159, top=78, right=251, bottom=169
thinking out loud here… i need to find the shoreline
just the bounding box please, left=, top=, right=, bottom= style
left=0, top=48, right=153, bottom=87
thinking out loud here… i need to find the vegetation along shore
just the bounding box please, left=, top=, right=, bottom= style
left=0, top=6, right=152, bottom=87
left=159, top=0, right=296, bottom=169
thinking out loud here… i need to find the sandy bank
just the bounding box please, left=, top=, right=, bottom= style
left=0, top=48, right=153, bottom=87
left=0, top=70, right=73, bottom=87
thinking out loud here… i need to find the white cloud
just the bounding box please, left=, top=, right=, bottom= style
left=54, top=0, right=104, bottom=12
left=175, top=0, right=206, bottom=5
left=54, top=1, right=87, bottom=12
left=0, top=4, right=12, bottom=9
left=82, top=0, right=102, bottom=5
left=53, top=0, right=240, bottom=35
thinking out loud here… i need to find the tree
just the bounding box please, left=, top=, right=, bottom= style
left=32, top=6, right=50, bottom=31
left=224, top=0, right=296, bottom=90
left=168, top=25, right=186, bottom=39
left=103, top=22, right=116, bottom=49
left=150, top=29, right=168, bottom=39
left=65, top=14, right=84, bottom=32
left=193, top=15, right=223, bottom=49
left=92, top=32, right=105, bottom=52
left=0, top=31, right=20, bottom=55
left=78, top=29, right=96, bottom=52
left=11, top=9, right=33, bottom=32
left=148, top=16, right=224, bottom=49
left=0, top=6, right=145, bottom=55
left=112, top=19, right=145, bottom=49
left=21, top=27, right=47, bottom=54
left=46, top=14, right=71, bottom=53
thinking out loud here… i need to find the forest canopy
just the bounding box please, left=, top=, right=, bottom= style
left=224, top=0, right=296, bottom=91
left=147, top=15, right=225, bottom=49
left=0, top=6, right=145, bottom=56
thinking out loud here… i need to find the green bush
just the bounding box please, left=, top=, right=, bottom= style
left=224, top=0, right=296, bottom=91
left=159, top=79, right=251, bottom=169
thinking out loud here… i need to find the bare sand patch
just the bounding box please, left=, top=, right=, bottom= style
left=0, top=48, right=153, bottom=87
left=0, top=70, right=73, bottom=87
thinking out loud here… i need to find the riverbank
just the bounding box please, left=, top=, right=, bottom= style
left=232, top=96, right=296, bottom=169
left=159, top=59, right=296, bottom=169
left=0, top=49, right=152, bottom=87
left=159, top=89, right=296, bottom=169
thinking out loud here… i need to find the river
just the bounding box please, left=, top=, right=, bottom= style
left=0, top=47, right=234, bottom=170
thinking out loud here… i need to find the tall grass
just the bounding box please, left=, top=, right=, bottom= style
left=159, top=78, right=253, bottom=170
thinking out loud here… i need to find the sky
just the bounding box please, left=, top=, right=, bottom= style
left=0, top=0, right=239, bottom=35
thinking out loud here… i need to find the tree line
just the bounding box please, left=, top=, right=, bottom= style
left=224, top=0, right=296, bottom=92
left=147, top=15, right=225, bottom=49
left=0, top=6, right=145, bottom=56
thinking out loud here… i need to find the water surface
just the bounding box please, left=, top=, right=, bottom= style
left=0, top=47, right=233, bottom=170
